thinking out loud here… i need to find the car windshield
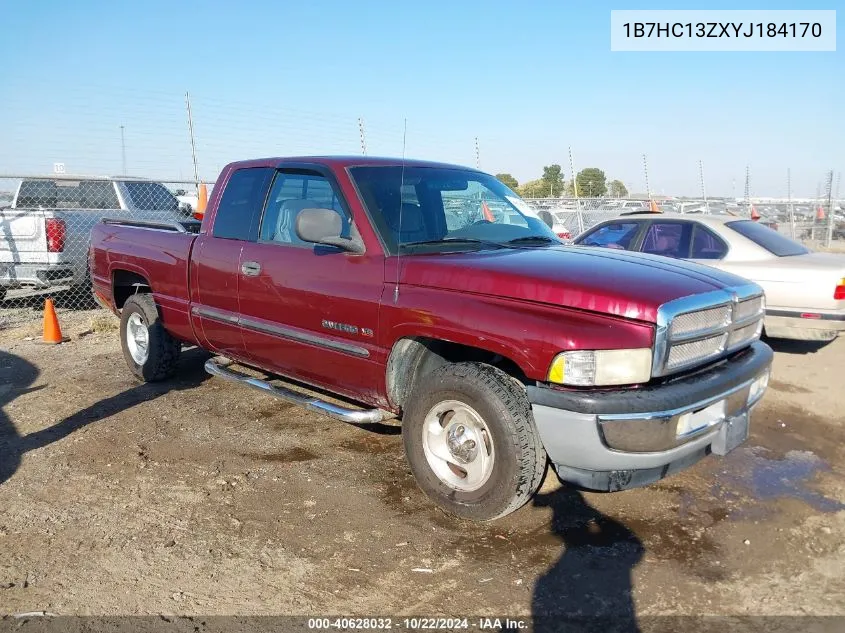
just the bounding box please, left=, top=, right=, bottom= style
left=726, top=220, right=809, bottom=257
left=122, top=182, right=180, bottom=212
left=349, top=166, right=557, bottom=253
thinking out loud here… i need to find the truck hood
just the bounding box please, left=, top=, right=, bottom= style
left=399, top=245, right=754, bottom=323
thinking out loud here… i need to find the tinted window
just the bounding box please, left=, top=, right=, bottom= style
left=727, top=220, right=809, bottom=257
left=17, top=180, right=119, bottom=209
left=78, top=181, right=120, bottom=209
left=691, top=225, right=727, bottom=259
left=641, top=222, right=692, bottom=259
left=123, top=182, right=178, bottom=211
left=17, top=180, right=58, bottom=207
left=579, top=222, right=640, bottom=250
left=259, top=171, right=350, bottom=246
left=212, top=168, right=273, bottom=241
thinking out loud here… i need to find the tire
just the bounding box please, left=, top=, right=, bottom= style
left=119, top=293, right=180, bottom=382
left=402, top=362, right=547, bottom=521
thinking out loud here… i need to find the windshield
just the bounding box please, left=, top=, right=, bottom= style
left=726, top=220, right=809, bottom=257
left=349, top=166, right=558, bottom=253
left=122, top=182, right=180, bottom=212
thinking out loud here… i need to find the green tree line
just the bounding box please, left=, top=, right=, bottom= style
left=495, top=165, right=629, bottom=199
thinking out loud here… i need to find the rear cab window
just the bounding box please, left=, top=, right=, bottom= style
left=17, top=180, right=119, bottom=209
left=579, top=222, right=640, bottom=250
left=726, top=220, right=809, bottom=257
left=212, top=168, right=274, bottom=241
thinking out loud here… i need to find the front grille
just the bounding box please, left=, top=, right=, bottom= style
left=666, top=333, right=726, bottom=370
left=654, top=286, right=765, bottom=377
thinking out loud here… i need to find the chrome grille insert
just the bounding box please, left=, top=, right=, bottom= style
left=727, top=319, right=763, bottom=349
left=670, top=305, right=731, bottom=339
left=666, top=333, right=726, bottom=370
left=735, top=296, right=765, bottom=323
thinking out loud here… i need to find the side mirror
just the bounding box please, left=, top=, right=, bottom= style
left=295, top=208, right=364, bottom=254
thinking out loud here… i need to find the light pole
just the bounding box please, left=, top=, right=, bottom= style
left=120, top=125, right=127, bottom=175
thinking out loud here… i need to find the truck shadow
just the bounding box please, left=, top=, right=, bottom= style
left=0, top=347, right=211, bottom=486
left=530, top=488, right=643, bottom=633
left=762, top=335, right=831, bottom=355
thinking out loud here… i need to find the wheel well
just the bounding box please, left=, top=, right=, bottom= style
left=386, top=337, right=530, bottom=410
left=112, top=270, right=151, bottom=309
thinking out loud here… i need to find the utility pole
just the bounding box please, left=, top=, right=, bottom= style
left=642, top=154, right=651, bottom=200
left=185, top=92, right=200, bottom=192
left=787, top=168, right=795, bottom=239
left=569, top=146, right=583, bottom=233
left=744, top=166, right=751, bottom=217
left=358, top=117, right=367, bottom=155
left=120, top=125, right=127, bottom=176
left=698, top=160, right=709, bottom=213
left=825, top=170, right=834, bottom=247
left=474, top=137, right=480, bottom=169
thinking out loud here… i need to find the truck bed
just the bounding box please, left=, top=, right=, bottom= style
left=90, top=219, right=200, bottom=344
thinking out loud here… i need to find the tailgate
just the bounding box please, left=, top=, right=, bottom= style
left=0, top=208, right=48, bottom=262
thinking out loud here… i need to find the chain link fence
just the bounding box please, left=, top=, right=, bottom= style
left=0, top=175, right=213, bottom=329
left=2, top=179, right=843, bottom=330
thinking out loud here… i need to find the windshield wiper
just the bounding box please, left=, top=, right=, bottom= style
left=505, top=235, right=559, bottom=245
left=400, top=238, right=509, bottom=250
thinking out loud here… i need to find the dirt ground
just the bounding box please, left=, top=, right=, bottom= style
left=0, top=310, right=844, bottom=623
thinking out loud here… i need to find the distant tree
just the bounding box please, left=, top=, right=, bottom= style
left=519, top=179, right=547, bottom=198
left=608, top=179, right=628, bottom=198
left=576, top=168, right=608, bottom=197
left=541, top=164, right=566, bottom=197
left=495, top=173, right=519, bottom=192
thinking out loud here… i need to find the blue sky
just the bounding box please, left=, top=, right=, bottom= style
left=0, top=0, right=841, bottom=197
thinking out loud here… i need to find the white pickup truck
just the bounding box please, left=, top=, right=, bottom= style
left=0, top=177, right=190, bottom=301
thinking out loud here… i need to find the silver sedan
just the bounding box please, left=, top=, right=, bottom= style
left=573, top=212, right=845, bottom=341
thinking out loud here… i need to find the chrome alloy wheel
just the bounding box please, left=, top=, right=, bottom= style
left=421, top=400, right=495, bottom=492
left=125, top=312, right=150, bottom=365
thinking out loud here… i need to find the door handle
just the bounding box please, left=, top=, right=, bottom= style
left=241, top=261, right=261, bottom=276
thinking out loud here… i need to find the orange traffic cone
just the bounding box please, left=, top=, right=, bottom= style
left=649, top=199, right=661, bottom=213
left=193, top=183, right=208, bottom=221
left=41, top=298, right=67, bottom=344
left=481, top=200, right=496, bottom=222
left=816, top=205, right=826, bottom=221
left=751, top=205, right=761, bottom=221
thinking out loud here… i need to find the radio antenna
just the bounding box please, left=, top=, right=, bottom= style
left=393, top=118, right=407, bottom=304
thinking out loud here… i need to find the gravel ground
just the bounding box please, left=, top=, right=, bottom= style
left=0, top=310, right=844, bottom=623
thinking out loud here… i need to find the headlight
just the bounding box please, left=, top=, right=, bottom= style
left=548, top=348, right=653, bottom=386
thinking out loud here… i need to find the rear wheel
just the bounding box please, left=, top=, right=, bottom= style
left=402, top=362, right=547, bottom=521
left=119, top=294, right=180, bottom=382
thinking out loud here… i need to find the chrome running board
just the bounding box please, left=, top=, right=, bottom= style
left=204, top=356, right=390, bottom=424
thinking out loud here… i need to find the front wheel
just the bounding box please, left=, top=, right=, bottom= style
left=402, top=362, right=547, bottom=521
left=119, top=294, right=180, bottom=382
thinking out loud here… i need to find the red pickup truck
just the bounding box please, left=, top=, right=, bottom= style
left=90, top=156, right=773, bottom=521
